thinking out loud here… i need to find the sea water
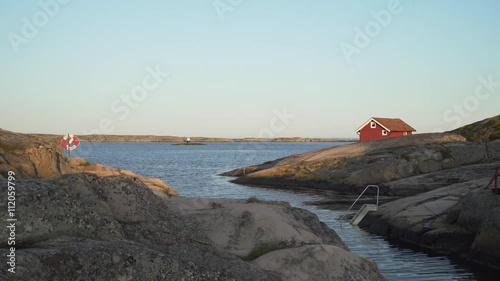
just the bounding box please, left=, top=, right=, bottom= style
left=74, top=142, right=495, bottom=281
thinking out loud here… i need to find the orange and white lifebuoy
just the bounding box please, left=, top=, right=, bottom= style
left=61, top=134, right=79, bottom=151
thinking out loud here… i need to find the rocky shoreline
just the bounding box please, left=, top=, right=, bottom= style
left=0, top=129, right=385, bottom=280
left=222, top=130, right=500, bottom=271
left=359, top=173, right=500, bottom=270
left=222, top=133, right=494, bottom=194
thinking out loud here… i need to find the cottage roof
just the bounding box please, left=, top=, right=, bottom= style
left=356, top=117, right=416, bottom=133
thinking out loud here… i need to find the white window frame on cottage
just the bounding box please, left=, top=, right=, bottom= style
left=382, top=130, right=388, bottom=136
left=403, top=132, right=408, bottom=136
left=370, top=121, right=376, bottom=128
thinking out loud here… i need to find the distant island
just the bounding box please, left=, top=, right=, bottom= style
left=173, top=142, right=206, bottom=146
left=32, top=134, right=358, bottom=143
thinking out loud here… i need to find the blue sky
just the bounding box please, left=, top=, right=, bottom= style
left=0, top=0, right=499, bottom=138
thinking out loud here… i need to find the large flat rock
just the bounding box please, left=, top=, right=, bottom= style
left=165, top=197, right=386, bottom=280
left=165, top=197, right=348, bottom=257
left=0, top=174, right=270, bottom=280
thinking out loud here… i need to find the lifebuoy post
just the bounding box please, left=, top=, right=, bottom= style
left=67, top=133, right=71, bottom=158
left=61, top=133, right=80, bottom=159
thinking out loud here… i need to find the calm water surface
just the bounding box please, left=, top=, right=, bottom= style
left=75, top=142, right=495, bottom=281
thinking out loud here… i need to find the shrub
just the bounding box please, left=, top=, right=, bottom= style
left=162, top=188, right=175, bottom=197
left=245, top=196, right=289, bottom=206
left=78, top=161, right=92, bottom=167
left=246, top=196, right=263, bottom=203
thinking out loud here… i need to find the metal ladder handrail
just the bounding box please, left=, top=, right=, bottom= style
left=459, top=172, right=471, bottom=183
left=340, top=185, right=379, bottom=221
left=481, top=138, right=493, bottom=162
left=459, top=172, right=480, bottom=183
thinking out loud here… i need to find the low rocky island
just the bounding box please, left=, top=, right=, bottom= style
left=173, top=142, right=206, bottom=146
left=0, top=129, right=385, bottom=280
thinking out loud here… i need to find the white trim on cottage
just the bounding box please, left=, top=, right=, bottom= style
left=355, top=117, right=391, bottom=133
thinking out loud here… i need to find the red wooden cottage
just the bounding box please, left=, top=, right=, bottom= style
left=356, top=117, right=416, bottom=142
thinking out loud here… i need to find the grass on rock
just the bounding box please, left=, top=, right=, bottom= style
left=0, top=142, right=24, bottom=153
left=78, top=160, right=92, bottom=167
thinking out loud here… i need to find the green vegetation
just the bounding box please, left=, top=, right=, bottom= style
left=451, top=115, right=500, bottom=141
left=120, top=177, right=137, bottom=185
left=244, top=196, right=289, bottom=207
left=246, top=196, right=264, bottom=203
left=491, top=116, right=500, bottom=127
left=78, top=160, right=92, bottom=167
left=162, top=188, right=174, bottom=197
left=0, top=142, right=24, bottom=153
left=337, top=158, right=346, bottom=167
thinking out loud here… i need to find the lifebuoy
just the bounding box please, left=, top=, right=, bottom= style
left=61, top=134, right=79, bottom=151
